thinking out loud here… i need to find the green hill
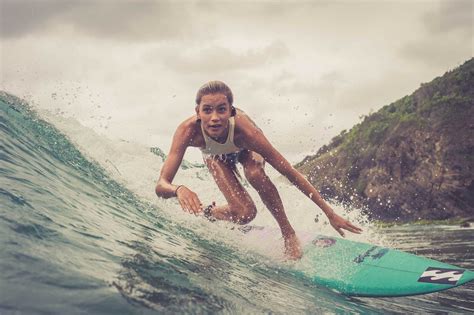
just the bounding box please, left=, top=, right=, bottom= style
left=295, top=58, right=474, bottom=222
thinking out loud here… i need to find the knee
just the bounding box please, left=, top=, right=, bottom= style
left=232, top=204, right=257, bottom=225
left=244, top=165, right=266, bottom=186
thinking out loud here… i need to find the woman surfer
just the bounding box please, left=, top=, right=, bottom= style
left=155, top=81, right=362, bottom=259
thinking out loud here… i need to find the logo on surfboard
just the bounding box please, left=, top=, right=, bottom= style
left=418, top=267, right=465, bottom=285
left=312, top=237, right=336, bottom=248
left=353, top=246, right=389, bottom=263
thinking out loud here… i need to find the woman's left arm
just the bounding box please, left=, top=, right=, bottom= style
left=242, top=119, right=362, bottom=236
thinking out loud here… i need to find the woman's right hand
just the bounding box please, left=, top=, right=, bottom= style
left=176, top=186, right=203, bottom=214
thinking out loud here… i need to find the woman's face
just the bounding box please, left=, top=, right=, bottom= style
left=196, top=93, right=232, bottom=140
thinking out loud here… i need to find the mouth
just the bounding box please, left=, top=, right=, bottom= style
left=208, top=124, right=222, bottom=132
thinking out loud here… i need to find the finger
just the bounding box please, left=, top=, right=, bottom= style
left=347, top=221, right=360, bottom=229
left=178, top=198, right=186, bottom=212
left=191, top=197, right=202, bottom=214
left=350, top=227, right=362, bottom=233
left=337, top=228, right=345, bottom=237
left=182, top=200, right=192, bottom=213
left=345, top=226, right=362, bottom=234
left=181, top=196, right=193, bottom=212
left=347, top=223, right=363, bottom=232
left=193, top=200, right=202, bottom=214
left=187, top=199, right=197, bottom=214
left=187, top=201, right=195, bottom=214
left=197, top=197, right=203, bottom=209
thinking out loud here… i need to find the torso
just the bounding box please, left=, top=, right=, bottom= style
left=183, top=109, right=248, bottom=151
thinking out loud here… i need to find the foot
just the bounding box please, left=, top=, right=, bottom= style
left=284, top=233, right=302, bottom=260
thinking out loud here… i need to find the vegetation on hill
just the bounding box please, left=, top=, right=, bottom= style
left=295, top=58, right=474, bottom=221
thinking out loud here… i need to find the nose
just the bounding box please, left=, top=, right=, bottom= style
left=210, top=111, right=219, bottom=121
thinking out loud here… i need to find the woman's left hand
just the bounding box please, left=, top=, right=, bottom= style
left=328, top=213, right=363, bottom=237
left=283, top=233, right=302, bottom=260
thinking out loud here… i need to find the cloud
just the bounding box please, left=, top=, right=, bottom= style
left=398, top=0, right=472, bottom=69
left=161, top=41, right=290, bottom=74
left=2, top=0, right=471, bottom=165
left=399, top=36, right=471, bottom=69
left=0, top=0, right=209, bottom=41
left=0, top=0, right=73, bottom=38
left=422, top=0, right=473, bottom=36
left=272, top=70, right=346, bottom=101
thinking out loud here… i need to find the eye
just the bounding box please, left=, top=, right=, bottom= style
left=203, top=108, right=212, bottom=114
left=218, top=107, right=227, bottom=113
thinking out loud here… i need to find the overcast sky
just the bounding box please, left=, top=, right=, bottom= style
left=1, top=0, right=472, bottom=163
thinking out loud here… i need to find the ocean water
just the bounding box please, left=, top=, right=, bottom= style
left=1, top=92, right=473, bottom=314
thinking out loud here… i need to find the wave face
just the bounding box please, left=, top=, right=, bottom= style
left=1, top=92, right=473, bottom=314
left=0, top=93, right=365, bottom=313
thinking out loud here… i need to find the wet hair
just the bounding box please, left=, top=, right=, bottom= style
left=195, top=80, right=234, bottom=106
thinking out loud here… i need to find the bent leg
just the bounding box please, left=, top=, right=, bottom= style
left=205, top=156, right=257, bottom=224
left=239, top=150, right=295, bottom=236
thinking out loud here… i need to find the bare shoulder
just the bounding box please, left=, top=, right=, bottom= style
left=175, top=115, right=203, bottom=148
left=234, top=109, right=262, bottom=135
left=233, top=109, right=266, bottom=149
left=177, top=115, right=198, bottom=130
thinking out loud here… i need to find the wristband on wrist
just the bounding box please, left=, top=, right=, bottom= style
left=203, top=204, right=216, bottom=222
left=175, top=185, right=184, bottom=196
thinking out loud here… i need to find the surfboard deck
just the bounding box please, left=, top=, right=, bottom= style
left=239, top=225, right=474, bottom=297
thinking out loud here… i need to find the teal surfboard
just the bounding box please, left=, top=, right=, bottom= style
left=240, top=226, right=474, bottom=297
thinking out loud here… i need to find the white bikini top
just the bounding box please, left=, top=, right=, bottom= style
left=200, top=116, right=241, bottom=155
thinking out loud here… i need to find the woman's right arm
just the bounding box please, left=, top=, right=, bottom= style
left=155, top=124, right=187, bottom=198
left=155, top=123, right=203, bottom=213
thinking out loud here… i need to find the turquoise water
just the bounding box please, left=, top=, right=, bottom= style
left=1, top=92, right=473, bottom=314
